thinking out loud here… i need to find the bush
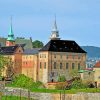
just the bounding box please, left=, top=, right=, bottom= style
left=71, top=79, right=87, bottom=89
left=58, top=75, right=66, bottom=82
left=7, top=74, right=44, bottom=89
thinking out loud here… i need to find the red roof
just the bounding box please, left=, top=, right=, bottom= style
left=94, top=61, right=100, bottom=68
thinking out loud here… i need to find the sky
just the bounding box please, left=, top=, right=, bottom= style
left=0, top=0, right=100, bottom=46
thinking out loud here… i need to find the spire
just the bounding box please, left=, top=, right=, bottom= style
left=50, top=16, right=60, bottom=40
left=52, top=15, right=58, bottom=32
left=7, top=16, right=15, bottom=41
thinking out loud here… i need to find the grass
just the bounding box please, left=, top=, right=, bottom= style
left=6, top=84, right=100, bottom=94
left=1, top=95, right=34, bottom=100
left=30, top=88, right=100, bottom=94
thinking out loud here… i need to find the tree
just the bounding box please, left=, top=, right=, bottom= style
left=0, top=55, right=9, bottom=77
left=69, top=69, right=80, bottom=79
left=32, top=40, right=44, bottom=48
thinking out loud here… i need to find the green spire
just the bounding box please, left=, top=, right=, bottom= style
left=7, top=16, right=15, bottom=41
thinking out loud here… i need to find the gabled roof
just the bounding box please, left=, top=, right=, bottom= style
left=94, top=61, right=100, bottom=68
left=15, top=38, right=33, bottom=49
left=23, top=48, right=40, bottom=55
left=0, top=44, right=24, bottom=55
left=0, top=46, right=18, bottom=55
left=39, top=40, right=86, bottom=53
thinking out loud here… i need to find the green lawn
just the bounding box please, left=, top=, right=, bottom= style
left=30, top=88, right=100, bottom=94
left=1, top=95, right=34, bottom=100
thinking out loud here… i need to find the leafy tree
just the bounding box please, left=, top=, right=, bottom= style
left=32, top=40, right=44, bottom=48
left=69, top=69, right=80, bottom=78
left=0, top=55, right=9, bottom=77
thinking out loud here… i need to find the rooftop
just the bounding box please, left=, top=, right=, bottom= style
left=40, top=40, right=86, bottom=53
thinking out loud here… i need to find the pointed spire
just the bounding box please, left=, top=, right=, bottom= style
left=9, top=16, right=13, bottom=35
left=52, top=15, right=58, bottom=32
left=7, top=16, right=15, bottom=41
left=50, top=15, right=60, bottom=40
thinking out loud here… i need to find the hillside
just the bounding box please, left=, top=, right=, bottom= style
left=81, top=46, right=100, bottom=58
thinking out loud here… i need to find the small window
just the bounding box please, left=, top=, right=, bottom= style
left=54, top=62, right=56, bottom=69
left=40, top=54, right=41, bottom=58
left=78, top=54, right=81, bottom=59
left=72, top=54, right=74, bottom=59
left=60, top=54, right=62, bottom=59
left=54, top=54, right=56, bottom=58
left=40, top=62, right=42, bottom=69
left=60, top=63, right=62, bottom=69
left=72, top=63, right=74, bottom=69
left=44, top=62, right=46, bottom=69
left=66, top=54, right=68, bottom=59
left=45, top=54, right=46, bottom=58
left=66, top=63, right=68, bottom=69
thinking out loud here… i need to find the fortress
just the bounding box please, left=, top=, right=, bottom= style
left=0, top=18, right=86, bottom=84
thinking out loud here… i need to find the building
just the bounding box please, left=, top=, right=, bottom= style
left=94, top=61, right=100, bottom=87
left=38, top=18, right=86, bottom=83
left=0, top=45, right=23, bottom=77
left=0, top=18, right=32, bottom=49
left=0, top=18, right=87, bottom=84
left=22, top=48, right=40, bottom=81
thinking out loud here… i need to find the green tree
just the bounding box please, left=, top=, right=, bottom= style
left=32, top=40, right=44, bottom=48
left=0, top=55, right=9, bottom=77
left=69, top=69, right=80, bottom=78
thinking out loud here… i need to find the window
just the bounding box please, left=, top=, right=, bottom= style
left=60, top=54, right=62, bottom=59
left=40, top=54, right=41, bottom=58
left=66, top=54, right=68, bottom=59
left=54, top=62, right=56, bottom=69
left=66, top=63, right=68, bottom=69
left=40, top=62, right=42, bottom=69
left=45, top=54, right=46, bottom=58
left=72, top=63, right=74, bottom=69
left=54, top=54, right=56, bottom=58
left=60, top=63, right=62, bottom=69
left=78, top=63, right=80, bottom=70
left=72, top=54, right=74, bottom=59
left=78, top=54, right=81, bottom=59
left=44, top=62, right=46, bottom=69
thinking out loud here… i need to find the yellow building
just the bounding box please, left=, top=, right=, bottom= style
left=38, top=19, right=86, bottom=83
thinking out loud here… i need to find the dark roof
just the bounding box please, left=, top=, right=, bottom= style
left=23, top=48, right=40, bottom=55
left=0, top=46, right=18, bottom=55
left=39, top=40, right=86, bottom=53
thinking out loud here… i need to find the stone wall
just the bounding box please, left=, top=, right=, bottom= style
left=5, top=87, right=100, bottom=100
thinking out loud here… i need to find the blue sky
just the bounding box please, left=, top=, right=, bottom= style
left=0, top=0, right=100, bottom=46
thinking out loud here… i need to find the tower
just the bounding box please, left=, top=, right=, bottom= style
left=6, top=17, right=15, bottom=46
left=50, top=16, right=60, bottom=40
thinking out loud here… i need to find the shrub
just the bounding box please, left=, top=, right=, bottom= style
left=58, top=75, right=66, bottom=82
left=71, top=79, right=87, bottom=89
left=8, top=74, right=44, bottom=89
